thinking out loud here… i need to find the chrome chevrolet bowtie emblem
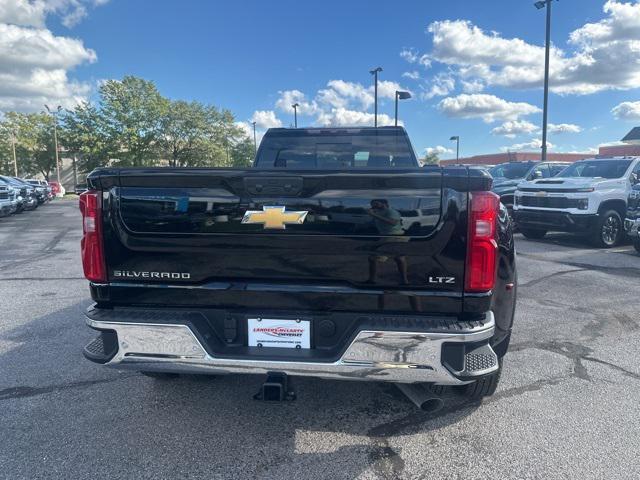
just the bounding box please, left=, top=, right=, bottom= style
left=241, top=206, right=308, bottom=230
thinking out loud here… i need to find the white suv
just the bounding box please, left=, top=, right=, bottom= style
left=513, top=157, right=640, bottom=247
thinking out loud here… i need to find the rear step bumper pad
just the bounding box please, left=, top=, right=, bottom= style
left=84, top=310, right=498, bottom=385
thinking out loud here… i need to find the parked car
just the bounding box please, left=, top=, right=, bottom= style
left=49, top=181, right=65, bottom=198
left=489, top=161, right=570, bottom=218
left=79, top=126, right=517, bottom=404
left=74, top=183, right=88, bottom=195
left=0, top=175, right=37, bottom=212
left=624, top=173, right=640, bottom=254
left=0, top=184, right=11, bottom=217
left=0, top=181, right=18, bottom=215
left=26, top=179, right=53, bottom=202
left=514, top=157, right=640, bottom=247
left=19, top=178, right=47, bottom=204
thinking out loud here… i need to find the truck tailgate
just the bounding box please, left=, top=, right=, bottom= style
left=93, top=168, right=473, bottom=313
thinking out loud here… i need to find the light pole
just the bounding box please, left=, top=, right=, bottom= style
left=292, top=103, right=299, bottom=128
left=394, top=91, right=412, bottom=127
left=369, top=67, right=383, bottom=127
left=45, top=105, right=62, bottom=185
left=450, top=136, right=460, bottom=162
left=535, top=0, right=554, bottom=162
left=251, top=121, right=257, bottom=155
left=11, top=130, right=18, bottom=176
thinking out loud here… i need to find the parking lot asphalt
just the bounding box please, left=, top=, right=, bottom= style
left=1, top=200, right=640, bottom=480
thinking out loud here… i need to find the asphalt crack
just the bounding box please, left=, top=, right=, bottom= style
left=0, top=374, right=134, bottom=402
left=518, top=268, right=587, bottom=288
left=517, top=251, right=640, bottom=279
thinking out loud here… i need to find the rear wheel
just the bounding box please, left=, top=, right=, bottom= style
left=461, top=360, right=502, bottom=401
left=520, top=227, right=547, bottom=240
left=592, top=210, right=622, bottom=248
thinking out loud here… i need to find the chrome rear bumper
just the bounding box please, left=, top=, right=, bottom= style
left=85, top=312, right=498, bottom=385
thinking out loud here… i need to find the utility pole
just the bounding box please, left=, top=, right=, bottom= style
left=45, top=105, right=62, bottom=185
left=450, top=136, right=460, bottom=162
left=292, top=103, right=299, bottom=128
left=369, top=67, right=383, bottom=127
left=394, top=91, right=411, bottom=127
left=535, top=0, right=554, bottom=161
left=11, top=131, right=17, bottom=176
left=252, top=121, right=257, bottom=155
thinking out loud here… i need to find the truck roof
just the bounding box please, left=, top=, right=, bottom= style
left=264, top=126, right=407, bottom=135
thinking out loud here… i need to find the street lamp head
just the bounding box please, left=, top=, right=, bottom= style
left=450, top=136, right=459, bottom=141
left=292, top=103, right=299, bottom=109
left=534, top=1, right=546, bottom=9
left=369, top=67, right=383, bottom=75
left=396, top=90, right=412, bottom=100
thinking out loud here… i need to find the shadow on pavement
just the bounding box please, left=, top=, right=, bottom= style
left=0, top=301, right=482, bottom=479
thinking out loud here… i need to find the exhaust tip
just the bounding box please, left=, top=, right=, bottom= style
left=420, top=397, right=444, bottom=412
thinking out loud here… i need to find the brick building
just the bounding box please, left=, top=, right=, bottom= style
left=438, top=126, right=640, bottom=167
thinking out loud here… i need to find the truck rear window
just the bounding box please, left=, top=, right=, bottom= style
left=254, top=128, right=418, bottom=169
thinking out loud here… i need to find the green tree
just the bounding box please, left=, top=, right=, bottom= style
left=158, top=100, right=213, bottom=167
left=60, top=101, right=112, bottom=173
left=99, top=76, right=168, bottom=166
left=422, top=152, right=440, bottom=165
left=1, top=112, right=57, bottom=178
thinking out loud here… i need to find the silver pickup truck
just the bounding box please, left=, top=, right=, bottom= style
left=0, top=184, right=15, bottom=217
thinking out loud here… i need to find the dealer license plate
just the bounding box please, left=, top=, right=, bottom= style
left=247, top=318, right=311, bottom=349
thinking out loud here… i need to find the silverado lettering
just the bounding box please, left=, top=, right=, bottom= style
left=113, top=271, right=191, bottom=279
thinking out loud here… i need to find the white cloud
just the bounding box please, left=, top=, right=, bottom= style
left=438, top=94, right=540, bottom=123
left=569, top=0, right=640, bottom=45
left=317, top=108, right=397, bottom=128
left=323, top=79, right=374, bottom=109
left=421, top=72, right=455, bottom=100
left=402, top=71, right=420, bottom=80
left=250, top=110, right=282, bottom=129
left=547, top=123, right=582, bottom=134
left=461, top=79, right=484, bottom=93
left=377, top=80, right=407, bottom=100
left=400, top=47, right=431, bottom=68
left=0, top=0, right=107, bottom=112
left=612, top=100, right=640, bottom=120
left=0, top=0, right=46, bottom=27
left=423, top=2, right=640, bottom=96
left=424, top=145, right=454, bottom=156
left=500, top=138, right=554, bottom=152
left=235, top=121, right=252, bottom=137
left=0, top=0, right=108, bottom=28
left=491, top=120, right=539, bottom=138
left=274, top=78, right=410, bottom=128
left=400, top=47, right=419, bottom=64
left=275, top=89, right=319, bottom=116
left=0, top=22, right=96, bottom=112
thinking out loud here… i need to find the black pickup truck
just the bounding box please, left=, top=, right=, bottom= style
left=80, top=127, right=517, bottom=403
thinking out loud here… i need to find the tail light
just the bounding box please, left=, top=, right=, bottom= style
left=465, top=191, right=500, bottom=293
left=79, top=190, right=106, bottom=283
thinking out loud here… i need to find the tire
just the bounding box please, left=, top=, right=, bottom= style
left=592, top=209, right=622, bottom=248
left=140, top=371, right=180, bottom=380
left=633, top=236, right=640, bottom=254
left=461, top=361, right=502, bottom=401
left=519, top=227, right=547, bottom=240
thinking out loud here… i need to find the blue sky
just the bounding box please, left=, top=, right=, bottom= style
left=2, top=0, right=640, bottom=159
